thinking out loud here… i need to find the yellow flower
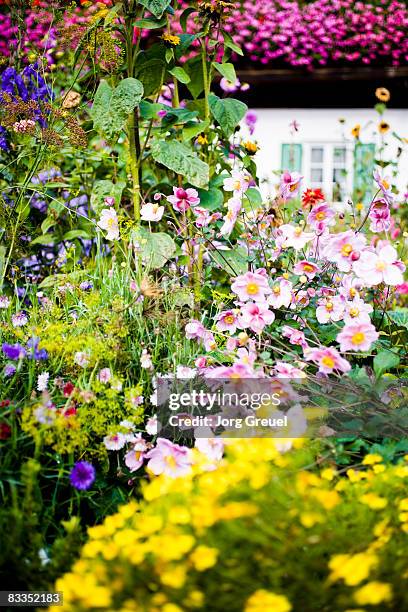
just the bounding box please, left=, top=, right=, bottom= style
left=360, top=493, right=388, bottom=510
left=399, top=498, right=408, bottom=511
left=375, top=87, right=390, bottom=102
left=372, top=463, right=385, bottom=474
left=378, top=121, right=390, bottom=134
left=245, top=589, right=292, bottom=612
left=321, top=467, right=336, bottom=481
left=354, top=581, right=392, bottom=605
left=351, top=124, right=361, bottom=138
left=328, top=552, right=378, bottom=586
left=355, top=202, right=364, bottom=212
left=242, top=140, right=259, bottom=154
left=362, top=454, right=383, bottom=465
left=161, top=33, right=181, bottom=46
left=160, top=565, right=187, bottom=588
left=311, top=488, right=340, bottom=510
left=190, top=545, right=219, bottom=571
left=196, top=133, right=208, bottom=145
left=300, top=512, right=324, bottom=528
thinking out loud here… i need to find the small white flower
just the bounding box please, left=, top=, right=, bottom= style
left=146, top=414, right=160, bottom=436
left=37, top=372, right=49, bottom=392
left=103, top=433, right=126, bottom=451
left=74, top=351, right=90, bottom=368
left=176, top=365, right=196, bottom=379
left=0, top=295, right=11, bottom=309
left=97, top=208, right=119, bottom=241
left=12, top=311, right=28, bottom=327
left=140, top=349, right=153, bottom=370
left=98, top=368, right=112, bottom=383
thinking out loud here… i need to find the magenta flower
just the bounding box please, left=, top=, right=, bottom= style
left=185, top=319, right=206, bottom=340
left=167, top=187, right=200, bottom=212
left=368, top=199, right=391, bottom=233
left=343, top=298, right=373, bottom=325
left=231, top=269, right=271, bottom=302
left=336, top=322, right=379, bottom=352
left=281, top=325, right=308, bottom=348
left=373, top=170, right=393, bottom=204
left=279, top=171, right=303, bottom=200
left=239, top=302, right=275, bottom=334
left=315, top=296, right=344, bottom=324
left=304, top=346, right=351, bottom=374
left=293, top=260, right=320, bottom=280
left=268, top=279, right=293, bottom=308
left=145, top=438, right=191, bottom=478
left=353, top=244, right=405, bottom=286
left=307, top=203, right=336, bottom=231
left=215, top=309, right=240, bottom=334
left=323, top=230, right=366, bottom=272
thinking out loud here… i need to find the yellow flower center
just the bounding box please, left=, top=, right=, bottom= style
left=376, top=261, right=386, bottom=271
left=247, top=283, right=259, bottom=295
left=341, top=244, right=353, bottom=257
left=303, top=264, right=314, bottom=273
left=381, top=179, right=390, bottom=190
left=224, top=315, right=235, bottom=324
left=326, top=301, right=333, bottom=311
left=351, top=332, right=365, bottom=345
left=315, top=211, right=326, bottom=221
left=289, top=182, right=298, bottom=192
left=349, top=288, right=357, bottom=298
left=165, top=455, right=177, bottom=468
left=273, top=285, right=281, bottom=295
left=349, top=307, right=359, bottom=317
left=294, top=227, right=302, bottom=236
left=107, top=218, right=116, bottom=228
left=321, top=356, right=335, bottom=368
left=233, top=180, right=242, bottom=191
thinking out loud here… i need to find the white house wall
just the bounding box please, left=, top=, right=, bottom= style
left=250, top=108, right=408, bottom=201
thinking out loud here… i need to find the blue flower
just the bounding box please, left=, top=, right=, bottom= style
left=70, top=461, right=96, bottom=491
left=2, top=343, right=26, bottom=360
left=27, top=337, right=48, bottom=361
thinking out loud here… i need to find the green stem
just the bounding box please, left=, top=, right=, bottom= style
left=125, top=9, right=141, bottom=222
left=201, top=39, right=210, bottom=121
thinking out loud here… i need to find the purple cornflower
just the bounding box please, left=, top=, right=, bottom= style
left=2, top=343, right=26, bottom=360
left=69, top=461, right=96, bottom=490
left=3, top=364, right=16, bottom=377
left=79, top=280, right=93, bottom=291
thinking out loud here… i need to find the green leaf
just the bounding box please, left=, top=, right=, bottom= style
left=180, top=6, right=195, bottom=32
left=63, top=230, right=91, bottom=241
left=197, top=186, right=224, bottom=210
left=222, top=31, right=243, bottom=56
left=90, top=78, right=144, bottom=141
left=138, top=0, right=171, bottom=18
left=184, top=57, right=205, bottom=99
left=134, top=16, right=167, bottom=29
left=139, top=100, right=166, bottom=120
left=151, top=140, right=209, bottom=188
left=210, top=246, right=248, bottom=275
left=374, top=350, right=400, bottom=377
left=104, top=3, right=122, bottom=25
left=41, top=217, right=56, bottom=234
left=30, top=234, right=55, bottom=246
left=132, top=228, right=176, bottom=269
left=161, top=108, right=198, bottom=128
left=209, top=94, right=247, bottom=137
left=245, top=187, right=262, bottom=207
left=169, top=66, right=191, bottom=84
left=388, top=309, right=408, bottom=330
left=90, top=180, right=125, bottom=212
left=136, top=59, right=165, bottom=97
left=213, top=62, right=236, bottom=84
left=182, top=119, right=210, bottom=141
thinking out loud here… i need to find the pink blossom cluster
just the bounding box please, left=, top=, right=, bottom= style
left=174, top=0, right=408, bottom=67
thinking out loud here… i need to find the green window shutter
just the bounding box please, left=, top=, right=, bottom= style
left=281, top=143, right=302, bottom=172
left=353, top=143, right=375, bottom=205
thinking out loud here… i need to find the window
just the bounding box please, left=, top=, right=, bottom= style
left=303, top=143, right=354, bottom=203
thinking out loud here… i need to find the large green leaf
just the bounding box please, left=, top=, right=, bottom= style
left=184, top=57, right=206, bottom=99
left=169, top=66, right=191, bottom=84
left=197, top=187, right=224, bottom=210
left=151, top=140, right=209, bottom=188
left=139, top=0, right=171, bottom=18
left=209, top=94, right=247, bottom=137
left=213, top=62, right=236, bottom=84
left=210, top=246, right=248, bottom=275
left=136, top=59, right=165, bottom=97
left=90, top=180, right=126, bottom=212
left=132, top=228, right=176, bottom=269
left=388, top=309, right=408, bottom=330
left=90, top=78, right=144, bottom=141
left=373, top=350, right=400, bottom=377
